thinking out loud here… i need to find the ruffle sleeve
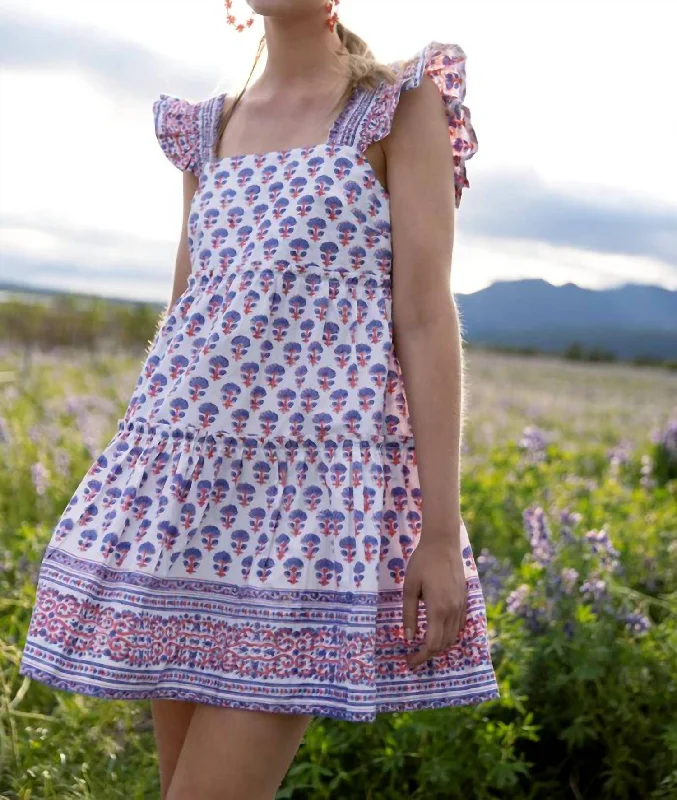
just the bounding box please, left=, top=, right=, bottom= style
left=357, top=41, right=478, bottom=209
left=152, top=94, right=203, bottom=175
left=404, top=42, right=478, bottom=209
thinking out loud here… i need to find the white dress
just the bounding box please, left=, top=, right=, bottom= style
left=20, top=41, right=500, bottom=721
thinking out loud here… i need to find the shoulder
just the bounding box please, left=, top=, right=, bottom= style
left=391, top=41, right=471, bottom=95
left=385, top=41, right=478, bottom=209
left=153, top=93, right=227, bottom=175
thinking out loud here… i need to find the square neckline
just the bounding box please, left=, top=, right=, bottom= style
left=208, top=79, right=365, bottom=165
left=203, top=140, right=391, bottom=204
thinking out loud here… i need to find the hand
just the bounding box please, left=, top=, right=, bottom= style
left=402, top=536, right=468, bottom=670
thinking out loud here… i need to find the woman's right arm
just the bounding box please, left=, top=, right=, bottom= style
left=144, top=172, right=198, bottom=357
left=167, top=170, right=199, bottom=312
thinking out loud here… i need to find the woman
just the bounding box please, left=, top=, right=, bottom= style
left=20, top=1, right=499, bottom=797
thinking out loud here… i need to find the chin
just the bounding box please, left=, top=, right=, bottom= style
left=248, top=0, right=324, bottom=18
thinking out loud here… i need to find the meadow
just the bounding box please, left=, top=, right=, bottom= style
left=1, top=347, right=676, bottom=799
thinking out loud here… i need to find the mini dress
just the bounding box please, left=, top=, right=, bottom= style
left=20, top=41, right=500, bottom=721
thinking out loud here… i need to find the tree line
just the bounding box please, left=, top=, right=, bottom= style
left=1, top=291, right=675, bottom=369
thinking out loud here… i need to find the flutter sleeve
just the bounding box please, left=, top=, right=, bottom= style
left=402, top=42, right=478, bottom=209
left=152, top=94, right=204, bottom=175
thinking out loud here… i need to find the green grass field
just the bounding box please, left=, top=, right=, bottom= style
left=1, top=348, right=676, bottom=799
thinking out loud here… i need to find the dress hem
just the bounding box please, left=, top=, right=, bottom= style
left=18, top=660, right=500, bottom=722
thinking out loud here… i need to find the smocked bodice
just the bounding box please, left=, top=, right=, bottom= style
left=187, top=143, right=392, bottom=285
left=124, top=145, right=405, bottom=444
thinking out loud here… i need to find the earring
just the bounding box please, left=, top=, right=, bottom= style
left=224, top=0, right=256, bottom=32
left=326, top=0, right=340, bottom=32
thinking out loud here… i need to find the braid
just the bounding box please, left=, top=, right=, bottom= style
left=335, top=22, right=397, bottom=90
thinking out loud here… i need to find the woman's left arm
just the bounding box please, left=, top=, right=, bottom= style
left=382, top=74, right=468, bottom=670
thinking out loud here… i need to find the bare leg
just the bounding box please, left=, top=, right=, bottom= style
left=151, top=699, right=198, bottom=799
left=166, top=705, right=313, bottom=800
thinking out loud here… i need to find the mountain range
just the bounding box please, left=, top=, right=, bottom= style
left=2, top=278, right=676, bottom=361
left=455, top=279, right=677, bottom=360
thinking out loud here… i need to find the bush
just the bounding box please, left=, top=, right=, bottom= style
left=2, top=351, right=676, bottom=799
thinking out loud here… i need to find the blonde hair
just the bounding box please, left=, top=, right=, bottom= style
left=214, top=22, right=397, bottom=156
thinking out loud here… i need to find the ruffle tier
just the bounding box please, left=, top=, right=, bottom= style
left=19, top=418, right=500, bottom=720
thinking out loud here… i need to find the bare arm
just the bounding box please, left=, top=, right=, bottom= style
left=146, top=172, right=198, bottom=357
left=146, top=171, right=198, bottom=355
left=168, top=171, right=200, bottom=312
left=383, top=75, right=467, bottom=668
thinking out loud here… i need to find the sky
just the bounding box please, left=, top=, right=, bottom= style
left=0, top=0, right=675, bottom=303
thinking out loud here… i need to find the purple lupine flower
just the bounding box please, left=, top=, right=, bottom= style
left=27, top=424, right=44, bottom=445
left=652, top=418, right=677, bottom=458
left=65, top=395, right=82, bottom=415
left=54, top=448, right=71, bottom=478
left=476, top=548, right=512, bottom=604
left=31, top=462, right=50, bottom=496
left=580, top=578, right=607, bottom=602
left=559, top=508, right=581, bottom=542
left=559, top=567, right=579, bottom=595
left=523, top=506, right=554, bottom=566
left=507, top=584, right=547, bottom=632
left=607, top=439, right=633, bottom=470
left=624, top=612, right=651, bottom=636
left=506, top=584, right=531, bottom=614
left=651, top=419, right=677, bottom=484
left=518, top=425, right=548, bottom=462
left=584, top=528, right=620, bottom=571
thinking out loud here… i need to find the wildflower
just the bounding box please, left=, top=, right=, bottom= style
left=505, top=587, right=548, bottom=632
left=584, top=528, right=620, bottom=571
left=651, top=418, right=677, bottom=484
left=54, top=448, right=71, bottom=478
left=624, top=612, right=651, bottom=636
left=65, top=395, right=84, bottom=416
left=518, top=425, right=548, bottom=462
left=580, top=578, right=607, bottom=601
left=607, top=439, right=633, bottom=473
left=28, top=425, right=44, bottom=445
left=560, top=567, right=579, bottom=595
left=523, top=506, right=554, bottom=566
left=560, top=509, right=581, bottom=529
left=506, top=584, right=531, bottom=615
left=652, top=419, right=677, bottom=458
left=477, top=548, right=512, bottom=605
left=559, top=507, right=581, bottom=542
left=31, top=461, right=50, bottom=496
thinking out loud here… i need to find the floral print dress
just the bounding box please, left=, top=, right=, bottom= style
left=20, top=41, right=500, bottom=721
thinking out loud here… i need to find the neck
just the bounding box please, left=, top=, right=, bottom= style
left=260, top=11, right=345, bottom=92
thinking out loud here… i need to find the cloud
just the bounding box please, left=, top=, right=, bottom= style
left=0, top=9, right=216, bottom=102
left=0, top=216, right=174, bottom=301
left=0, top=250, right=167, bottom=303
left=2, top=10, right=675, bottom=274
left=463, top=169, right=677, bottom=269
left=1, top=215, right=169, bottom=254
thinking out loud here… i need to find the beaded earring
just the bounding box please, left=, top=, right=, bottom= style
left=326, top=0, right=340, bottom=32
left=224, top=1, right=338, bottom=34
left=224, top=0, right=256, bottom=32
